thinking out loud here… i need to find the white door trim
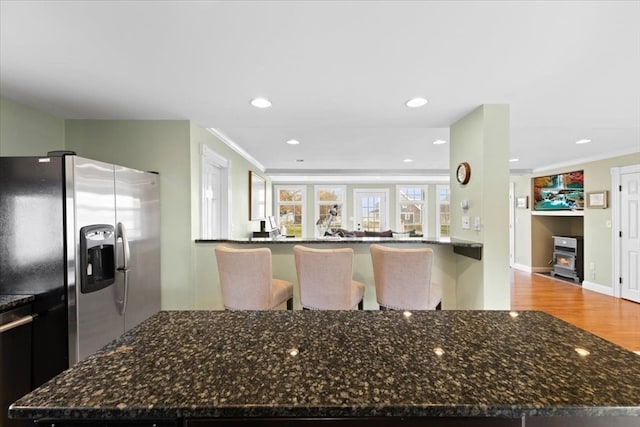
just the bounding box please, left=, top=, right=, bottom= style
left=509, top=182, right=515, bottom=267
left=353, top=188, right=390, bottom=231
left=611, top=163, right=640, bottom=299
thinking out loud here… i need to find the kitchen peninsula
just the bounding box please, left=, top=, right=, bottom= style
left=194, top=237, right=482, bottom=310
left=10, top=310, right=640, bottom=427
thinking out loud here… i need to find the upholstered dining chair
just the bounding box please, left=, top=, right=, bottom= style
left=215, top=246, right=293, bottom=310
left=293, top=245, right=365, bottom=310
left=370, top=244, right=442, bottom=310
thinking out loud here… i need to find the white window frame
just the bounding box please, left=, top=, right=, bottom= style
left=314, top=185, right=347, bottom=236
left=200, top=144, right=230, bottom=239
left=274, top=185, right=307, bottom=237
left=435, top=184, right=451, bottom=239
left=395, top=184, right=428, bottom=234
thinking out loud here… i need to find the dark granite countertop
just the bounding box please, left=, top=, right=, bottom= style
left=196, top=236, right=483, bottom=247
left=10, top=310, right=640, bottom=422
left=0, top=294, right=34, bottom=312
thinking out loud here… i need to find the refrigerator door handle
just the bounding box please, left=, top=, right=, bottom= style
left=116, top=222, right=131, bottom=315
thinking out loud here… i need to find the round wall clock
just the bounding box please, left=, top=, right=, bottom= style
left=456, top=162, right=471, bottom=185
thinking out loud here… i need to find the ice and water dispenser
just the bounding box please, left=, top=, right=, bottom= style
left=79, top=225, right=115, bottom=293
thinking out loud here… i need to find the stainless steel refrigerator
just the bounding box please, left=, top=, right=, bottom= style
left=0, top=152, right=161, bottom=376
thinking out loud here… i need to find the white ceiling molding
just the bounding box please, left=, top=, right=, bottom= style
left=532, top=146, right=640, bottom=174
left=207, top=128, right=265, bottom=172
left=269, top=174, right=450, bottom=184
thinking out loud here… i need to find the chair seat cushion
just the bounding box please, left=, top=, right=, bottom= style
left=271, top=278, right=294, bottom=308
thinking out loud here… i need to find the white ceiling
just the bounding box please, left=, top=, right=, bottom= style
left=1, top=1, right=638, bottom=175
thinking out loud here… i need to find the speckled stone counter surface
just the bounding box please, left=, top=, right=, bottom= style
left=196, top=236, right=482, bottom=247
left=10, top=310, right=640, bottom=423
left=0, top=294, right=34, bottom=312
left=196, top=237, right=483, bottom=260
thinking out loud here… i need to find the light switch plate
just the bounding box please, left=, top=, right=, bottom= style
left=462, top=216, right=470, bottom=229
left=474, top=216, right=481, bottom=231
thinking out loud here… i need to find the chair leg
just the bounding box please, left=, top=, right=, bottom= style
left=286, top=297, right=293, bottom=311
left=358, top=299, right=364, bottom=310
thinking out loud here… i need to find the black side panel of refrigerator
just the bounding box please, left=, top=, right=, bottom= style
left=0, top=157, right=65, bottom=296
left=0, top=156, right=69, bottom=383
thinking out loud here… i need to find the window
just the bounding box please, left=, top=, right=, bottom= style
left=396, top=185, right=427, bottom=235
left=435, top=185, right=450, bottom=238
left=314, top=185, right=346, bottom=236
left=200, top=145, right=230, bottom=239
left=275, top=185, right=306, bottom=237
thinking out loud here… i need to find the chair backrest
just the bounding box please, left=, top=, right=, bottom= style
left=293, top=245, right=355, bottom=310
left=370, top=244, right=434, bottom=310
left=215, top=246, right=273, bottom=310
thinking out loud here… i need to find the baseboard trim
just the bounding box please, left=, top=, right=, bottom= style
left=512, top=263, right=532, bottom=273
left=582, top=280, right=615, bottom=296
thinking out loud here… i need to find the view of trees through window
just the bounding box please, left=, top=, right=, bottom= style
left=276, top=186, right=304, bottom=237
left=273, top=183, right=449, bottom=238
left=316, top=186, right=344, bottom=235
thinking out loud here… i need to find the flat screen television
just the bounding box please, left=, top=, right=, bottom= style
left=533, top=170, right=584, bottom=211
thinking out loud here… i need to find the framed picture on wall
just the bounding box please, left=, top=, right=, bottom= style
left=587, top=191, right=608, bottom=208
left=516, top=195, right=529, bottom=209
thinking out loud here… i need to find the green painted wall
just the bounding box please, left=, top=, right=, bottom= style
left=511, top=175, right=532, bottom=268
left=450, top=105, right=510, bottom=310
left=65, top=120, right=194, bottom=310
left=0, top=97, right=65, bottom=155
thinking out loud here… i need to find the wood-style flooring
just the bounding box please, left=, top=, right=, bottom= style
left=510, top=269, right=640, bottom=353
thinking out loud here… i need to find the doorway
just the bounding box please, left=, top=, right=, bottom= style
left=353, top=189, right=389, bottom=232
left=612, top=164, right=640, bottom=303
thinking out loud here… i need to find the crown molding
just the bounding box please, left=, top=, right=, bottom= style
left=532, top=147, right=640, bottom=174
left=207, top=128, right=265, bottom=172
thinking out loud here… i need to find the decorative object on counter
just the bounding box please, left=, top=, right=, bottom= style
left=249, top=171, right=266, bottom=220
left=293, top=245, right=364, bottom=310
left=215, top=246, right=293, bottom=310
left=587, top=190, right=608, bottom=208
left=515, top=195, right=529, bottom=209
left=533, top=170, right=584, bottom=211
left=315, top=203, right=340, bottom=237
left=370, top=244, right=442, bottom=310
left=456, top=161, right=471, bottom=185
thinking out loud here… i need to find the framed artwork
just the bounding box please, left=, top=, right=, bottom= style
left=516, top=196, right=529, bottom=209
left=587, top=191, right=608, bottom=209
left=249, top=171, right=266, bottom=220
left=532, top=170, right=584, bottom=210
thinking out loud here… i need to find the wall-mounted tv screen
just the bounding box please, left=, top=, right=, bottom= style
left=533, top=170, right=584, bottom=211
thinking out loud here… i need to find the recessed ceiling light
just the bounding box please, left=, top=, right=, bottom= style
left=250, top=97, right=272, bottom=108
left=433, top=139, right=447, bottom=145
left=403, top=158, right=413, bottom=163
left=286, top=139, right=300, bottom=145
left=509, top=158, right=520, bottom=163
left=575, top=139, right=591, bottom=144
left=405, top=97, right=428, bottom=108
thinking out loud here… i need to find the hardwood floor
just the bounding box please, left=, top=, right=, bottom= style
left=510, top=269, right=640, bottom=353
